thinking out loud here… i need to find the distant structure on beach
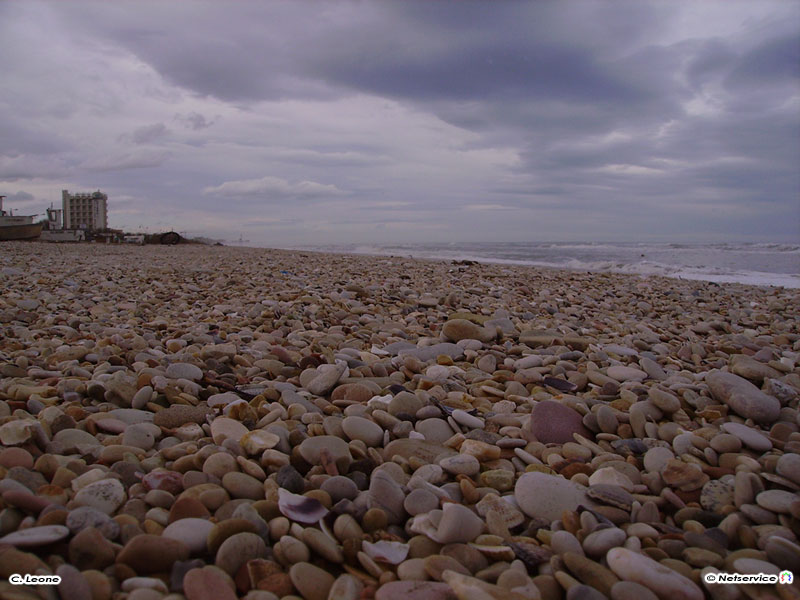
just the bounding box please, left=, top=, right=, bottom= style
left=62, top=189, right=108, bottom=231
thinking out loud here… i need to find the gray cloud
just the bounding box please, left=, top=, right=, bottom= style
left=0, top=0, right=797, bottom=244
left=175, top=112, right=215, bottom=130
left=125, top=123, right=169, bottom=145
left=203, top=176, right=345, bottom=200
left=82, top=150, right=171, bottom=172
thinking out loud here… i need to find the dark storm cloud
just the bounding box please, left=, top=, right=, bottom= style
left=724, top=34, right=800, bottom=89
left=0, top=1, right=798, bottom=243
left=175, top=112, right=216, bottom=131
left=126, top=123, right=169, bottom=145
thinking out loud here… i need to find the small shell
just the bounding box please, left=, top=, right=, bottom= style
left=332, top=514, right=364, bottom=542
left=0, top=420, right=33, bottom=445
left=362, top=540, right=409, bottom=564
left=278, top=488, right=329, bottom=524
left=470, top=544, right=516, bottom=561
left=586, top=484, right=634, bottom=511
left=543, top=377, right=577, bottom=393
left=141, top=470, right=183, bottom=495
left=759, top=473, right=800, bottom=491
left=506, top=541, right=552, bottom=570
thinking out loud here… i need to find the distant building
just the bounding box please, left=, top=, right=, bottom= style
left=62, top=189, right=108, bottom=231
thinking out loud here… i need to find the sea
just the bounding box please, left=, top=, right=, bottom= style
left=289, top=242, right=800, bottom=289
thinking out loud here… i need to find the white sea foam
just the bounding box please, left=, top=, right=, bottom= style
left=289, top=242, right=800, bottom=288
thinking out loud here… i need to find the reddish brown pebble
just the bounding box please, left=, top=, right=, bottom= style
left=183, top=567, right=237, bottom=600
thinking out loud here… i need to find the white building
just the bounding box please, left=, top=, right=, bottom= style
left=62, top=189, right=108, bottom=231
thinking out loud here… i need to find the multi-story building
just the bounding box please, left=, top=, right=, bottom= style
left=62, top=189, right=108, bottom=231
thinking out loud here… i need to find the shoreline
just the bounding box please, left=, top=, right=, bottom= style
left=0, top=240, right=798, bottom=600
left=282, top=243, right=800, bottom=290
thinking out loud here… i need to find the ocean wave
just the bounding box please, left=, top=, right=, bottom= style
left=286, top=242, right=800, bottom=287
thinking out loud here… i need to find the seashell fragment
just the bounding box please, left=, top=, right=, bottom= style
left=543, top=377, right=578, bottom=393
left=362, top=540, right=409, bottom=564
left=587, top=484, right=634, bottom=511
left=506, top=541, right=552, bottom=569
left=470, top=544, right=516, bottom=561
left=278, top=488, right=329, bottom=524
left=0, top=420, right=33, bottom=445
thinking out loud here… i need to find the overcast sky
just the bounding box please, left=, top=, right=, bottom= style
left=1, top=1, right=798, bottom=245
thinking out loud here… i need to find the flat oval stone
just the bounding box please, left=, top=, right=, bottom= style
left=643, top=447, right=674, bottom=473
left=765, top=537, right=800, bottom=572
left=53, top=428, right=102, bottom=450
left=552, top=530, right=585, bottom=556
left=131, top=385, right=153, bottom=410
left=321, top=475, right=359, bottom=503
left=117, top=534, right=190, bottom=574
left=153, top=405, right=211, bottom=428
left=776, top=453, right=800, bottom=486
left=607, top=366, right=648, bottom=382
left=451, top=409, right=484, bottom=429
left=732, top=557, right=780, bottom=575
left=0, top=524, right=69, bottom=547
left=73, top=478, right=126, bottom=515
left=439, top=454, right=480, bottom=476
left=166, top=362, right=203, bottom=381
left=56, top=564, right=93, bottom=600
left=162, top=518, right=214, bottom=554
left=0, top=447, right=34, bottom=469
left=207, top=392, right=240, bottom=408
left=415, top=418, right=456, bottom=444
left=596, top=406, right=618, bottom=433
left=215, top=532, right=268, bottom=576
left=610, top=581, right=659, bottom=600
left=442, top=319, right=493, bottom=343
left=209, top=417, right=248, bottom=445
left=705, top=370, right=781, bottom=424
left=709, top=433, right=741, bottom=454
left=700, top=480, right=734, bottom=513
left=68, top=526, right=116, bottom=571
left=289, top=562, right=336, bottom=600
left=221, top=472, right=264, bottom=500
left=589, top=467, right=634, bottom=492
left=527, top=400, right=591, bottom=444
left=298, top=435, right=352, bottom=472
left=375, top=580, right=458, bottom=600
left=183, top=567, right=237, bottom=600
left=563, top=552, right=620, bottom=596
left=402, top=488, right=438, bottom=517
left=66, top=506, right=120, bottom=539
left=383, top=439, right=457, bottom=463
left=429, top=503, right=484, bottom=544
left=756, top=489, right=798, bottom=514
left=327, top=573, right=363, bottom=600
left=368, top=470, right=407, bottom=525
left=239, top=430, right=280, bottom=454
left=607, top=547, right=703, bottom=600
left=720, top=422, right=772, bottom=452
left=342, top=416, right=384, bottom=447
left=515, top=471, right=596, bottom=522
left=582, top=527, right=627, bottom=558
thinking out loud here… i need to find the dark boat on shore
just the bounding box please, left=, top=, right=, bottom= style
left=0, top=195, right=42, bottom=241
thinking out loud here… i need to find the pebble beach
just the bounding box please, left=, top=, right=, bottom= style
left=0, top=241, right=798, bottom=600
